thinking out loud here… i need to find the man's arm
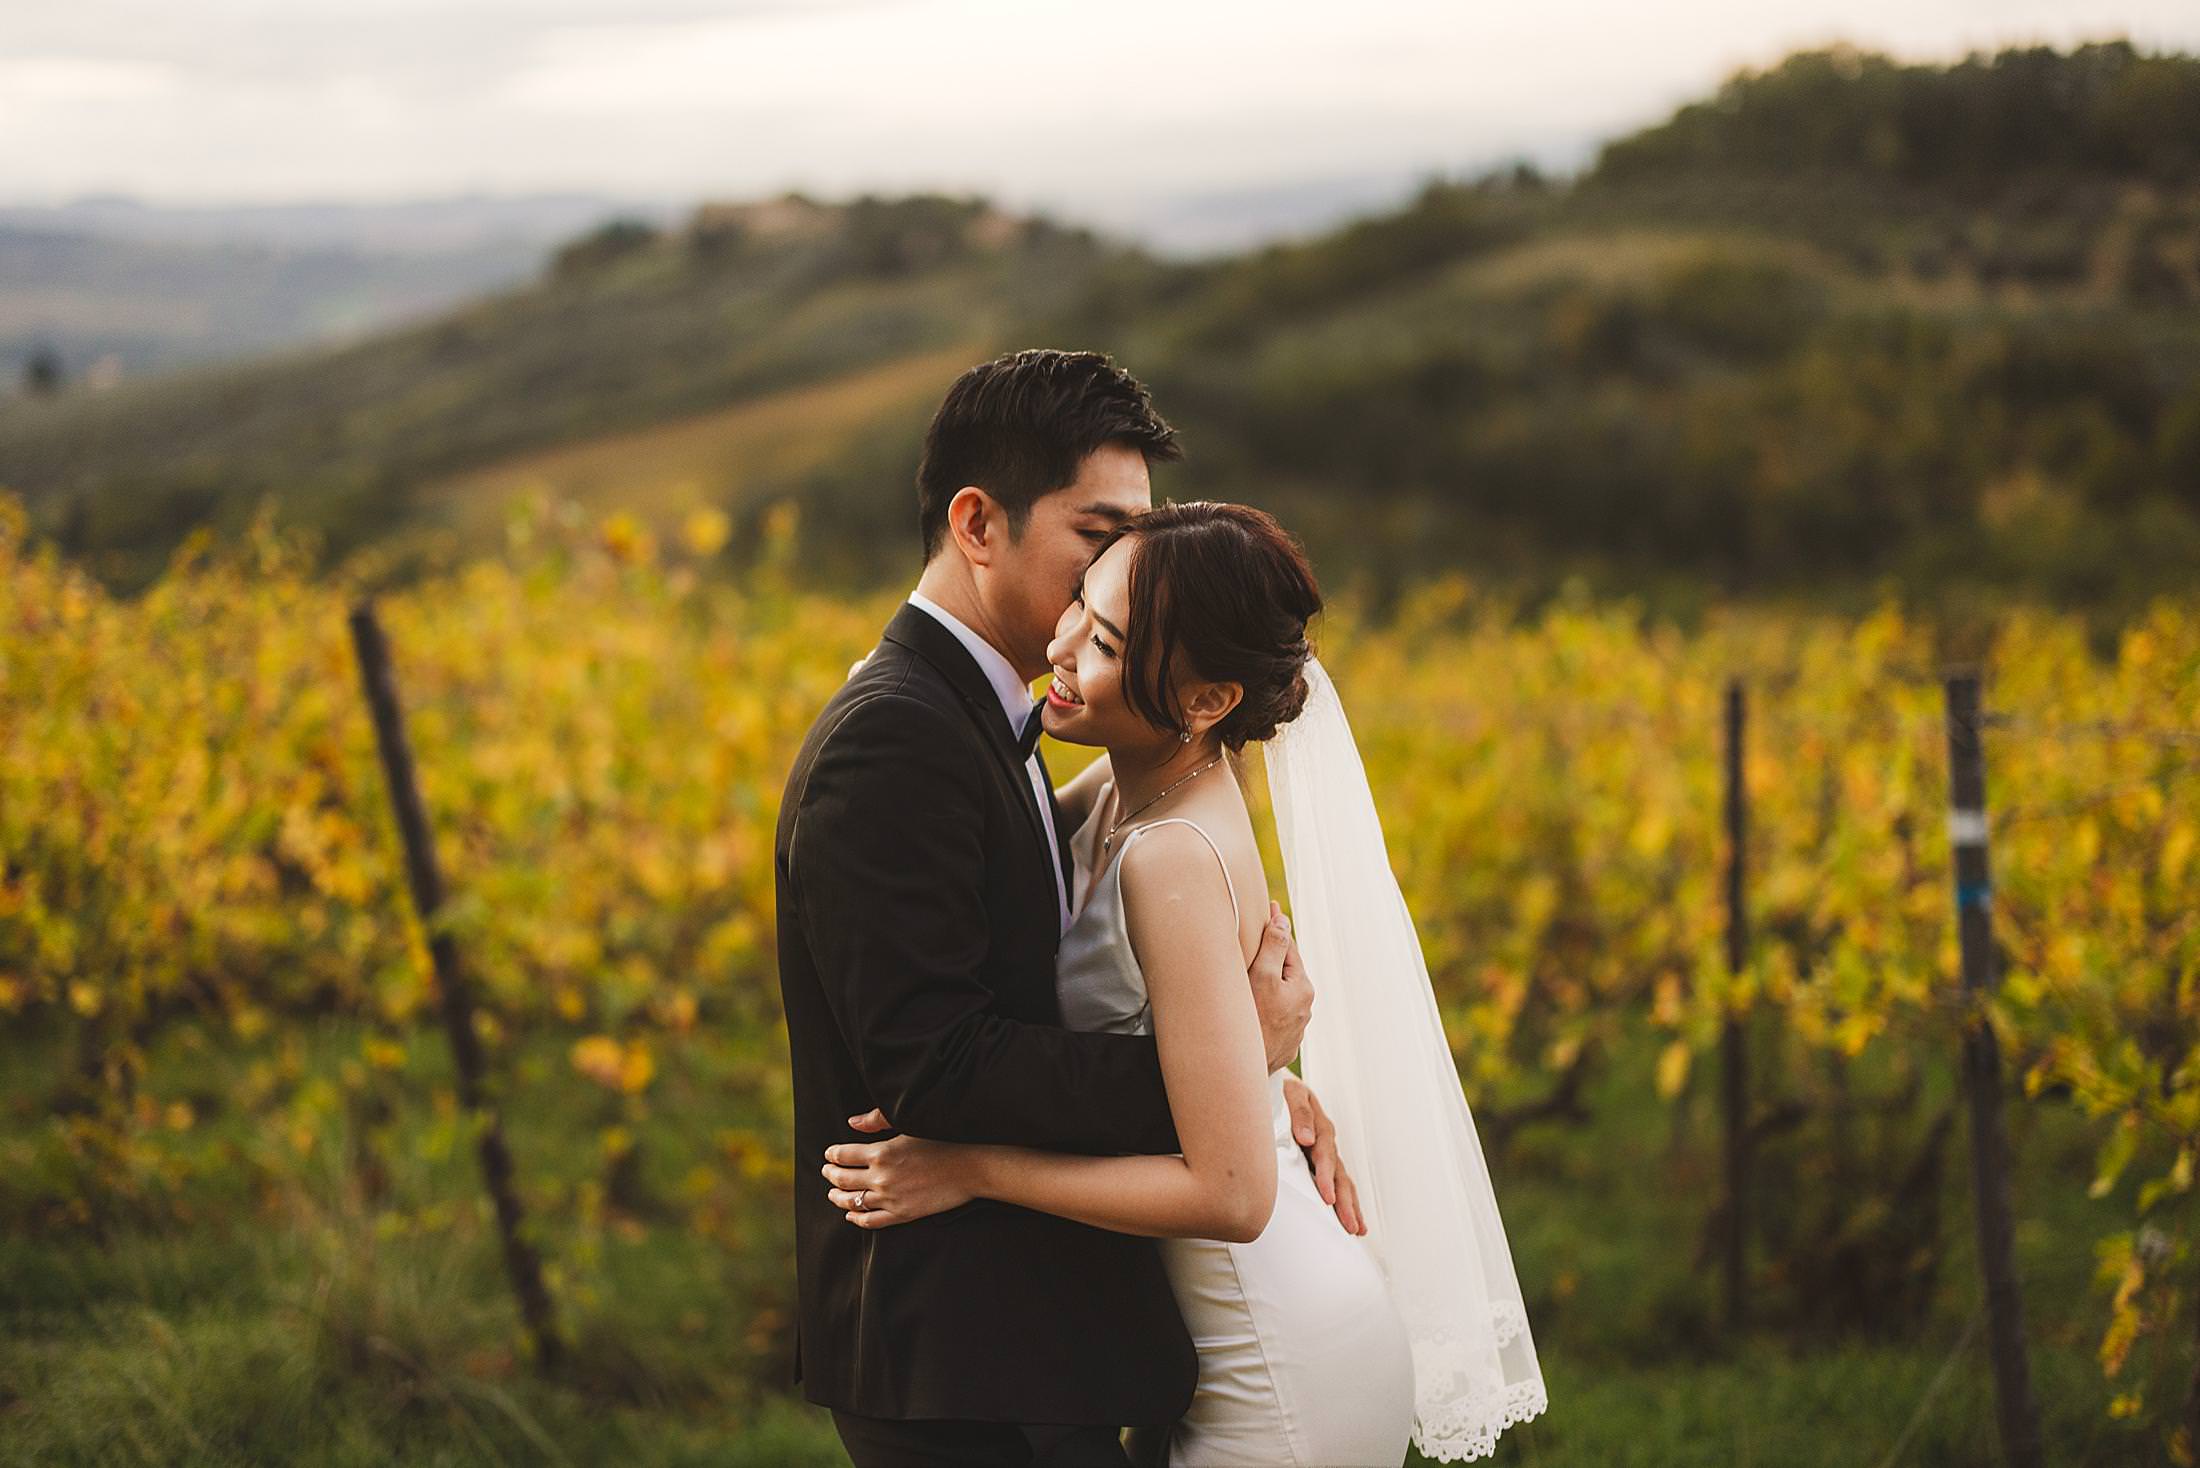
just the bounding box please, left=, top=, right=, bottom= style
left=788, top=691, right=1180, bottom=1155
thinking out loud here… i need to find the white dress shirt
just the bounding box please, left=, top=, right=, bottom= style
left=905, top=590, right=1072, bottom=934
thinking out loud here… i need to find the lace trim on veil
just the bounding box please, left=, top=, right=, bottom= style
left=1409, top=1308, right=1549, bottom=1460
left=1414, top=1377, right=1550, bottom=1462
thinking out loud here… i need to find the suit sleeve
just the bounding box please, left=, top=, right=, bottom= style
left=786, top=691, right=1181, bottom=1155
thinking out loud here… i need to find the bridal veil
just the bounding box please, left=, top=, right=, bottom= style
left=1263, top=655, right=1549, bottom=1462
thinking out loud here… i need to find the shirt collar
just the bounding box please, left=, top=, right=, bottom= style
left=906, top=589, right=1034, bottom=735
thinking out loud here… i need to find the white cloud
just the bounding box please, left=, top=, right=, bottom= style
left=0, top=57, right=180, bottom=105
left=4, top=0, right=2196, bottom=206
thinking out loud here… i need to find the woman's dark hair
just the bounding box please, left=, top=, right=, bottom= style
left=1094, top=501, right=1322, bottom=751
left=916, top=349, right=1182, bottom=560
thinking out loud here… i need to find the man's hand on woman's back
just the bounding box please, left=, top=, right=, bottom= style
left=1247, top=901, right=1313, bottom=1072
left=1248, top=906, right=1364, bottom=1236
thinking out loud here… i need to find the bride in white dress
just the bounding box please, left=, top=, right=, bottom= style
left=820, top=502, right=1546, bottom=1466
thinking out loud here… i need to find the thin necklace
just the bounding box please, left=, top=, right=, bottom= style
left=1103, top=754, right=1225, bottom=853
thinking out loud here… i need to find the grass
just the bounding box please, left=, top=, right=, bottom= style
left=1412, top=1025, right=2140, bottom=1467
left=0, top=1010, right=2160, bottom=1466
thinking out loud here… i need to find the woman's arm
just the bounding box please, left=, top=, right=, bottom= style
left=822, top=823, right=1277, bottom=1242
left=1051, top=751, right=1113, bottom=831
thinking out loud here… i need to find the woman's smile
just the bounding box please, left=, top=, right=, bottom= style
left=1046, top=671, right=1085, bottom=709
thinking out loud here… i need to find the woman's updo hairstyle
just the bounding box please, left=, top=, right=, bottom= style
left=1094, top=500, right=1321, bottom=752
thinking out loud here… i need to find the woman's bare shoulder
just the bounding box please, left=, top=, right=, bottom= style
left=1117, top=819, right=1237, bottom=920
left=1119, top=812, right=1266, bottom=952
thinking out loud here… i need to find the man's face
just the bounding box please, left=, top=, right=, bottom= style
left=987, top=441, right=1153, bottom=680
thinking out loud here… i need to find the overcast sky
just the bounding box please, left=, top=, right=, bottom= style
left=8, top=0, right=2199, bottom=222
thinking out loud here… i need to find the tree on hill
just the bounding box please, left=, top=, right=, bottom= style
left=549, top=218, right=663, bottom=280
left=1593, top=41, right=2200, bottom=191
left=22, top=345, right=63, bottom=397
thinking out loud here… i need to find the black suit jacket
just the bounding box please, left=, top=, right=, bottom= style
left=773, top=599, right=1196, bottom=1426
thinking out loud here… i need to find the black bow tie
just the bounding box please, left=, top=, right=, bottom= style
left=1016, top=698, right=1046, bottom=759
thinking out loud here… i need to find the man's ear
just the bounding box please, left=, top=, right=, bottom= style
left=945, top=486, right=1004, bottom=567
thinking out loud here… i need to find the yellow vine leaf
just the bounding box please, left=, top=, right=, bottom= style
left=1654, top=1040, right=1692, bottom=1100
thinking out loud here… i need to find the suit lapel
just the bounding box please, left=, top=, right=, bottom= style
left=880, top=602, right=1056, bottom=871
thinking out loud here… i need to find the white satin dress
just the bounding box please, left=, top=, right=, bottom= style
left=1056, top=790, right=1416, bottom=1468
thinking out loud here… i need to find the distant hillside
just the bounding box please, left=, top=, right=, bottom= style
left=1052, top=43, right=2200, bottom=617
left=0, top=195, right=1123, bottom=587
left=0, top=194, right=661, bottom=254
left=0, top=227, right=549, bottom=386
left=5, top=40, right=2198, bottom=619
left=0, top=194, right=662, bottom=385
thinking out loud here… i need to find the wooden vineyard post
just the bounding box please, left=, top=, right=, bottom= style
left=349, top=599, right=565, bottom=1376
left=1720, top=678, right=1750, bottom=1333
left=1942, top=670, right=2042, bottom=1468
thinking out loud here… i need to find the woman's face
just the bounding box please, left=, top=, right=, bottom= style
left=1041, top=536, right=1164, bottom=752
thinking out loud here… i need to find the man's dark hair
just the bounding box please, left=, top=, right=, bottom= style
left=915, top=349, right=1182, bottom=560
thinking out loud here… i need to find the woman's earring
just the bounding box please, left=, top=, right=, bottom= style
left=1180, top=729, right=1192, bottom=743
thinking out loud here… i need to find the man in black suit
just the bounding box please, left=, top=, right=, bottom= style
left=775, top=349, right=1360, bottom=1468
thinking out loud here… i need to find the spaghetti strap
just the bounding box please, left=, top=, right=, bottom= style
left=1120, top=817, right=1241, bottom=927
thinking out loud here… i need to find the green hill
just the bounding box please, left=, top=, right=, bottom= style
left=5, top=40, right=2198, bottom=618
left=0, top=195, right=1115, bottom=587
